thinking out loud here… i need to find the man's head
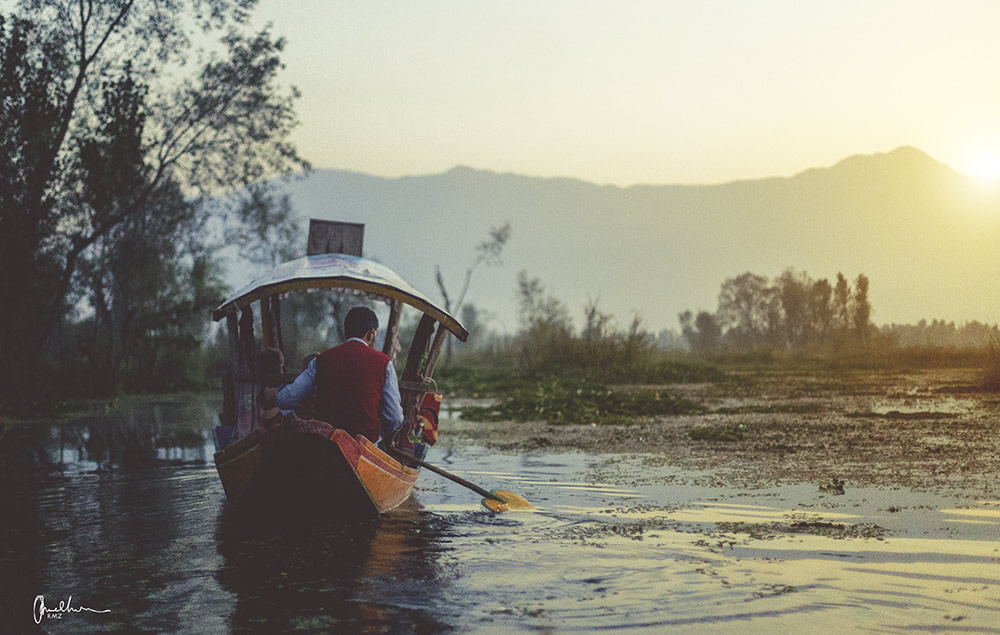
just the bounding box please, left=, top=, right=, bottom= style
left=344, top=306, right=379, bottom=346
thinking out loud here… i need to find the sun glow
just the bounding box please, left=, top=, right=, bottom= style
left=966, top=152, right=1000, bottom=184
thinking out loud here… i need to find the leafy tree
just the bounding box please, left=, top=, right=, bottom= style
left=832, top=272, right=851, bottom=345
left=0, top=1, right=307, bottom=398
left=717, top=272, right=771, bottom=348
left=833, top=272, right=851, bottom=329
left=78, top=182, right=195, bottom=393
left=694, top=311, right=722, bottom=352
left=808, top=278, right=834, bottom=344
left=776, top=269, right=834, bottom=347
left=679, top=310, right=721, bottom=353
left=226, top=183, right=301, bottom=267
left=852, top=273, right=872, bottom=341
left=681, top=269, right=874, bottom=354
left=777, top=269, right=809, bottom=346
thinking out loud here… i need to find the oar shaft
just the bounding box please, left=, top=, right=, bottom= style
left=389, top=448, right=504, bottom=502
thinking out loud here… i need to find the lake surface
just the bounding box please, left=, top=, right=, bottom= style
left=2, top=394, right=999, bottom=632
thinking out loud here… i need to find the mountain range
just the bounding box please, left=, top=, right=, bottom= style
left=262, top=146, right=1000, bottom=334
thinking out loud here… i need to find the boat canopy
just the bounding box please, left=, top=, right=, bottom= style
left=212, top=253, right=469, bottom=341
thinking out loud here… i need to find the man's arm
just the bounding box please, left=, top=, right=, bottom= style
left=380, top=360, right=405, bottom=440
left=276, top=358, right=317, bottom=412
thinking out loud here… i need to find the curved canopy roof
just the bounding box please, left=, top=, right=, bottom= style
left=212, top=253, right=468, bottom=341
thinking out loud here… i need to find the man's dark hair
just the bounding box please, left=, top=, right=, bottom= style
left=344, top=306, right=379, bottom=340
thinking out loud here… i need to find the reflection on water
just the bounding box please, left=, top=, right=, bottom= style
left=2, top=397, right=999, bottom=632
left=0, top=394, right=218, bottom=478
left=216, top=499, right=451, bottom=632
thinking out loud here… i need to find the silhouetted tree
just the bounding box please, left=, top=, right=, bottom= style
left=436, top=222, right=511, bottom=364
left=436, top=222, right=512, bottom=317
left=0, top=1, right=306, bottom=398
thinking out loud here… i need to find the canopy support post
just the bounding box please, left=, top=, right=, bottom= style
left=382, top=299, right=403, bottom=365
left=270, top=295, right=285, bottom=369
left=399, top=314, right=436, bottom=428
left=222, top=312, right=240, bottom=428
left=260, top=297, right=274, bottom=350
left=423, top=323, right=450, bottom=380
left=235, top=306, right=259, bottom=439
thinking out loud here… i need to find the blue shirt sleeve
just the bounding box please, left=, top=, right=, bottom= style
left=276, top=358, right=317, bottom=413
left=380, top=360, right=404, bottom=438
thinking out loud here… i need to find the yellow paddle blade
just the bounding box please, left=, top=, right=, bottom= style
left=482, top=490, right=533, bottom=512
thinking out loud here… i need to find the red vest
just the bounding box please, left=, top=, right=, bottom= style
left=314, top=340, right=390, bottom=441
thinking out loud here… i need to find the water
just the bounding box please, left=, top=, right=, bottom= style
left=2, top=396, right=999, bottom=632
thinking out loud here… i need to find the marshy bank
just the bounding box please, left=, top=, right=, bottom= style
left=443, top=364, right=1000, bottom=497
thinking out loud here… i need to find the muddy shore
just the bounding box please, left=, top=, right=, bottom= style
left=441, top=366, right=1000, bottom=499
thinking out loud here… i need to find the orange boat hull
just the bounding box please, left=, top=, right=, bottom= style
left=214, top=422, right=419, bottom=516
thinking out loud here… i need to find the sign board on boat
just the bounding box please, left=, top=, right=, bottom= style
left=307, top=220, right=364, bottom=256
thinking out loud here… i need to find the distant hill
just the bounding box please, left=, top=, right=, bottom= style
left=263, top=147, right=1000, bottom=334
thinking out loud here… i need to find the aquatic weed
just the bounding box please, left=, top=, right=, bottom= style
left=754, top=584, right=797, bottom=598
left=460, top=376, right=705, bottom=425
left=688, top=424, right=747, bottom=443
left=715, top=520, right=887, bottom=540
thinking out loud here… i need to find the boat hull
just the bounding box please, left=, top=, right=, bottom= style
left=214, top=421, right=419, bottom=517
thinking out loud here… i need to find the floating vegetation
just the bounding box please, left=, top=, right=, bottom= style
left=846, top=410, right=960, bottom=420
left=819, top=477, right=846, bottom=495
left=437, top=362, right=729, bottom=399
left=716, top=520, right=887, bottom=540
left=554, top=515, right=686, bottom=544
left=688, top=424, right=746, bottom=443
left=754, top=584, right=798, bottom=598
left=713, top=403, right=825, bottom=415
left=460, top=376, right=706, bottom=425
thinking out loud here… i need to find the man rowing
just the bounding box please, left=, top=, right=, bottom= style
left=277, top=306, right=404, bottom=447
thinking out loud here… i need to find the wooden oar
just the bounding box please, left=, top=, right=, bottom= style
left=389, top=447, right=532, bottom=512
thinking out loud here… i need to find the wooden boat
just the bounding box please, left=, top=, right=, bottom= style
left=211, top=221, right=468, bottom=516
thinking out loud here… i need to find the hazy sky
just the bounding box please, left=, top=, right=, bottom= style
left=253, top=0, right=1000, bottom=186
